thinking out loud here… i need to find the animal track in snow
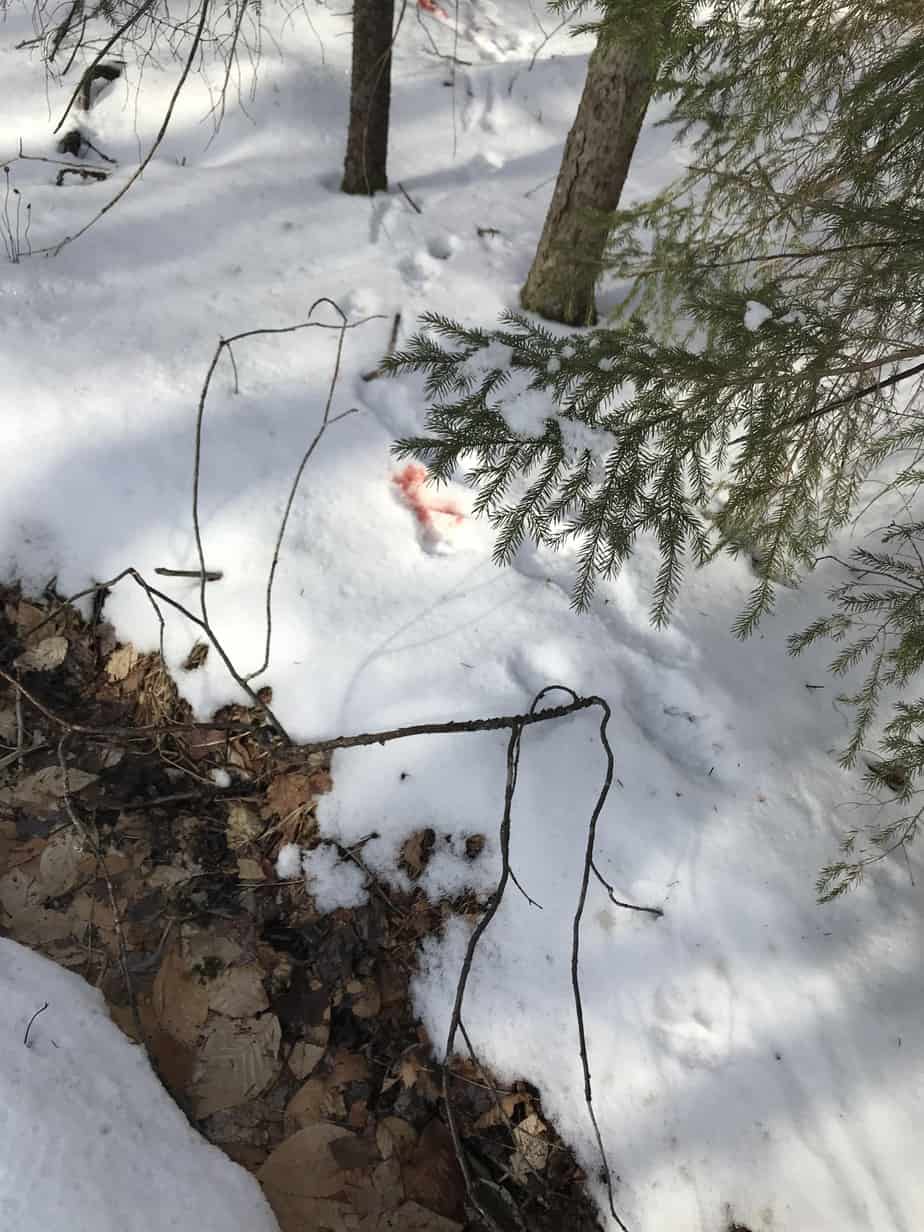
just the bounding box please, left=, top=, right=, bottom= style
left=652, top=963, right=734, bottom=1071
left=426, top=232, right=461, bottom=260
left=398, top=233, right=461, bottom=291
left=461, top=68, right=506, bottom=136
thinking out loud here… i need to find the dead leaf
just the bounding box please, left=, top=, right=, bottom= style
left=258, top=1124, right=359, bottom=1232
left=14, top=635, right=69, bottom=672
left=308, top=769, right=333, bottom=795
left=378, top=962, right=408, bottom=1009
left=288, top=1040, right=325, bottom=1080
left=11, top=765, right=97, bottom=809
left=0, top=866, right=74, bottom=945
left=105, top=644, right=140, bottom=682
left=305, top=1006, right=332, bottom=1049
left=207, top=964, right=269, bottom=1018
left=185, top=727, right=227, bottom=762
left=511, top=1112, right=550, bottom=1181
left=376, top=1118, right=418, bottom=1163
left=192, top=1012, right=281, bottom=1117
left=473, top=1091, right=531, bottom=1131
left=0, top=815, right=17, bottom=876
left=222, top=1143, right=269, bottom=1174
left=347, top=976, right=381, bottom=1020
left=182, top=641, right=210, bottom=671
left=153, top=948, right=209, bottom=1046
left=70, top=889, right=115, bottom=943
left=263, top=772, right=313, bottom=822
left=361, top=1157, right=404, bottom=1218
left=464, top=834, right=486, bottom=860
left=14, top=601, right=48, bottom=637
left=237, top=856, right=265, bottom=881
left=332, top=1049, right=370, bottom=1086
left=0, top=708, right=16, bottom=744
left=38, top=830, right=83, bottom=897
left=285, top=1077, right=328, bottom=1133
left=377, top=1203, right=463, bottom=1232
left=401, top=1119, right=465, bottom=1221
left=329, top=1134, right=380, bottom=1171
left=396, top=1048, right=439, bottom=1101
left=227, top=802, right=263, bottom=849
left=148, top=1026, right=197, bottom=1103
left=399, top=829, right=435, bottom=881
left=182, top=926, right=243, bottom=969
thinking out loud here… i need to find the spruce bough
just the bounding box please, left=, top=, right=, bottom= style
left=386, top=0, right=924, bottom=896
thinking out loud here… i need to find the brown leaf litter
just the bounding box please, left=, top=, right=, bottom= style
left=0, top=582, right=604, bottom=1232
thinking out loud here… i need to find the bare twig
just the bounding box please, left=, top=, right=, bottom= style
left=591, top=861, right=664, bottom=918
left=299, top=693, right=600, bottom=753
left=523, top=173, right=556, bottom=199
left=190, top=302, right=380, bottom=696
left=43, top=0, right=211, bottom=254
left=15, top=680, right=25, bottom=772
left=442, top=719, right=522, bottom=1232
left=23, top=1002, right=49, bottom=1047
left=328, top=838, right=410, bottom=922
left=0, top=663, right=258, bottom=741
left=155, top=567, right=223, bottom=581
left=244, top=299, right=361, bottom=682
left=53, top=0, right=158, bottom=133
left=571, top=699, right=630, bottom=1231
left=48, top=0, right=82, bottom=61
left=397, top=181, right=422, bottom=214
left=509, top=867, right=542, bottom=909
left=436, top=686, right=634, bottom=1232
left=57, top=736, right=91, bottom=846
left=456, top=1017, right=550, bottom=1196
left=56, top=733, right=145, bottom=1045
left=103, top=867, right=144, bottom=1044
left=361, top=310, right=402, bottom=381
left=526, top=1, right=578, bottom=73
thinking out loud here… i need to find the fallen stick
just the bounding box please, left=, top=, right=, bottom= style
left=361, top=311, right=402, bottom=382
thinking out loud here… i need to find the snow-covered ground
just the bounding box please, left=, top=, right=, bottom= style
left=1, top=2, right=921, bottom=1229
left=0, top=937, right=280, bottom=1231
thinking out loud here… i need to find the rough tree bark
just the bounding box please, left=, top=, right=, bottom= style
left=520, top=31, right=661, bottom=325
left=341, top=0, right=395, bottom=195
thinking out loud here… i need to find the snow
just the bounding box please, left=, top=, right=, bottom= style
left=303, top=843, right=368, bottom=912
left=1, top=3, right=922, bottom=1231
left=275, top=842, right=303, bottom=881
left=744, top=299, right=773, bottom=331
left=0, top=938, right=280, bottom=1232
left=275, top=842, right=368, bottom=909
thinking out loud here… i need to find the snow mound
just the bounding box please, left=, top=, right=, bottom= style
left=0, top=939, right=280, bottom=1232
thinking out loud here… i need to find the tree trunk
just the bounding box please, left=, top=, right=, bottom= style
left=341, top=0, right=395, bottom=195
left=520, top=33, right=660, bottom=325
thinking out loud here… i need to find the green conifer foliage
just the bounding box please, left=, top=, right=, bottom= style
left=386, top=1, right=924, bottom=893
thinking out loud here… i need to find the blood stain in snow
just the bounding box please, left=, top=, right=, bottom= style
left=392, top=463, right=464, bottom=546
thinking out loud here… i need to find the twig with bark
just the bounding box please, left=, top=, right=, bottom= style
left=435, top=686, right=650, bottom=1232
left=190, top=300, right=382, bottom=692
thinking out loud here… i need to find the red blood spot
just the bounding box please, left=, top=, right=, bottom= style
left=418, top=0, right=449, bottom=15
left=392, top=463, right=464, bottom=536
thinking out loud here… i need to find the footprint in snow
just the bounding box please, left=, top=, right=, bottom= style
left=652, top=963, right=733, bottom=1071
left=427, top=232, right=461, bottom=260
left=398, top=234, right=461, bottom=291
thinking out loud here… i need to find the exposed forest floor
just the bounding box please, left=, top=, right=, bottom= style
left=0, top=583, right=605, bottom=1232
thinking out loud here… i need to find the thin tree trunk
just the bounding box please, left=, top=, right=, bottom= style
left=341, top=0, right=395, bottom=195
left=520, top=33, right=660, bottom=325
